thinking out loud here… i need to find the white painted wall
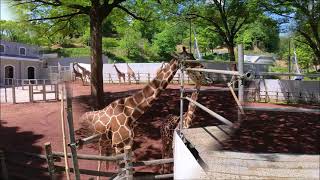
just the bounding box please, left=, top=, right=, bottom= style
left=174, top=131, right=209, bottom=179
left=246, top=79, right=320, bottom=103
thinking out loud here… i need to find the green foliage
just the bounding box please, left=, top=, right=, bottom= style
left=236, top=15, right=279, bottom=52
left=152, top=23, right=187, bottom=59
left=58, top=47, right=91, bottom=57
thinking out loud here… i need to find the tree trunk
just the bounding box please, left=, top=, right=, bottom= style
left=90, top=9, right=104, bottom=109
left=226, top=42, right=238, bottom=71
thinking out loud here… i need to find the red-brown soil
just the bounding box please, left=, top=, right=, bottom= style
left=1, top=82, right=319, bottom=179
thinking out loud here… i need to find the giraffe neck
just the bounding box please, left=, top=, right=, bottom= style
left=73, top=64, right=79, bottom=73
left=76, top=64, right=86, bottom=71
left=125, top=58, right=179, bottom=122
left=183, top=91, right=199, bottom=128
left=114, top=65, right=122, bottom=74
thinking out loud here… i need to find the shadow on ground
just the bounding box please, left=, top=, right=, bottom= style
left=0, top=120, right=63, bottom=180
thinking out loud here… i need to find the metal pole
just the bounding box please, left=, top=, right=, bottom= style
left=65, top=83, right=81, bottom=180
left=179, top=58, right=185, bottom=134
left=288, top=39, right=291, bottom=80
left=238, top=44, right=244, bottom=103
left=189, top=18, right=192, bottom=54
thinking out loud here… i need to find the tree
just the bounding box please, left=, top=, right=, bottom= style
left=262, top=0, right=320, bottom=64
left=187, top=0, right=259, bottom=62
left=236, top=15, right=279, bottom=52
left=15, top=0, right=146, bottom=108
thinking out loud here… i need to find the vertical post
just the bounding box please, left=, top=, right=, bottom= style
left=177, top=73, right=180, bottom=84
left=238, top=44, right=244, bottom=103
left=147, top=73, right=150, bottom=83
left=55, top=84, right=59, bottom=101
left=43, top=84, right=47, bottom=101
left=137, top=72, right=140, bottom=84
left=288, top=39, right=291, bottom=80
left=60, top=85, right=71, bottom=180
left=189, top=18, right=192, bottom=53
left=29, top=85, right=33, bottom=102
left=12, top=84, right=16, bottom=104
left=179, top=59, right=185, bottom=134
left=65, top=83, right=80, bottom=180
left=45, top=142, right=56, bottom=180
left=22, top=80, right=25, bottom=90
left=0, top=150, right=9, bottom=180
left=237, top=44, right=244, bottom=125
left=124, top=146, right=133, bottom=180
left=4, top=86, right=7, bottom=103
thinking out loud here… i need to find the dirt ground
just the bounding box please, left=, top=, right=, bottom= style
left=1, top=82, right=319, bottom=179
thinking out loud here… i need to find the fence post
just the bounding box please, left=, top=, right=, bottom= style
left=124, top=146, right=133, bottom=180
left=137, top=73, right=140, bottom=84
left=177, top=73, right=180, bottom=84
left=286, top=92, right=290, bottom=104
left=55, top=84, right=59, bottom=101
left=22, top=80, right=25, bottom=90
left=276, top=92, right=279, bottom=102
left=45, top=142, right=56, bottom=180
left=12, top=84, right=16, bottom=104
left=0, top=150, right=9, bottom=180
left=43, top=84, right=47, bottom=101
left=4, top=86, right=7, bottom=103
left=65, top=83, right=81, bottom=180
left=29, top=85, right=33, bottom=102
left=147, top=73, right=150, bottom=83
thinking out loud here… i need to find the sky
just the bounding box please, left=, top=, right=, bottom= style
left=1, top=0, right=16, bottom=20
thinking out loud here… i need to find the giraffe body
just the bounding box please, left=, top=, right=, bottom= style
left=126, top=63, right=138, bottom=84
left=74, top=62, right=91, bottom=85
left=113, top=64, right=126, bottom=84
left=160, top=88, right=200, bottom=173
left=72, top=63, right=84, bottom=84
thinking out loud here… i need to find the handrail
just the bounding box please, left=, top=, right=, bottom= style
left=184, top=97, right=233, bottom=127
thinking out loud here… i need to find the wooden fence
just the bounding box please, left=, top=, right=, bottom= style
left=1, top=144, right=174, bottom=180
left=104, top=72, right=192, bottom=84
left=2, top=84, right=59, bottom=104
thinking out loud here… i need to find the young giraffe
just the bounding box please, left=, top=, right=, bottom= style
left=126, top=63, right=138, bottom=84
left=72, top=62, right=85, bottom=85
left=160, top=85, right=200, bottom=174
left=74, top=62, right=91, bottom=84
left=113, top=63, right=126, bottom=83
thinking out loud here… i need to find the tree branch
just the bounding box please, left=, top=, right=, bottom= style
left=28, top=11, right=82, bottom=21
left=115, top=5, right=145, bottom=21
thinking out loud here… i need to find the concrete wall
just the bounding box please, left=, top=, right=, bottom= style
left=246, top=79, right=320, bottom=103
left=174, top=131, right=209, bottom=179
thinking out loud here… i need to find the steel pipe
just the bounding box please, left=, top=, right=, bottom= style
left=184, top=97, right=233, bottom=127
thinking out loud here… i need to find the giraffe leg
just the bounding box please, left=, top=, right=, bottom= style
left=97, top=139, right=103, bottom=180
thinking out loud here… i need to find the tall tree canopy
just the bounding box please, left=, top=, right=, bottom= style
left=262, top=0, right=320, bottom=64
left=186, top=0, right=260, bottom=62
left=14, top=0, right=149, bottom=108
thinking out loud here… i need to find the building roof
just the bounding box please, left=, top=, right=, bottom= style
left=0, top=54, right=40, bottom=62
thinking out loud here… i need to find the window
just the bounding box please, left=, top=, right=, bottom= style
left=0, top=44, right=4, bottom=53
left=20, top=47, right=26, bottom=56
